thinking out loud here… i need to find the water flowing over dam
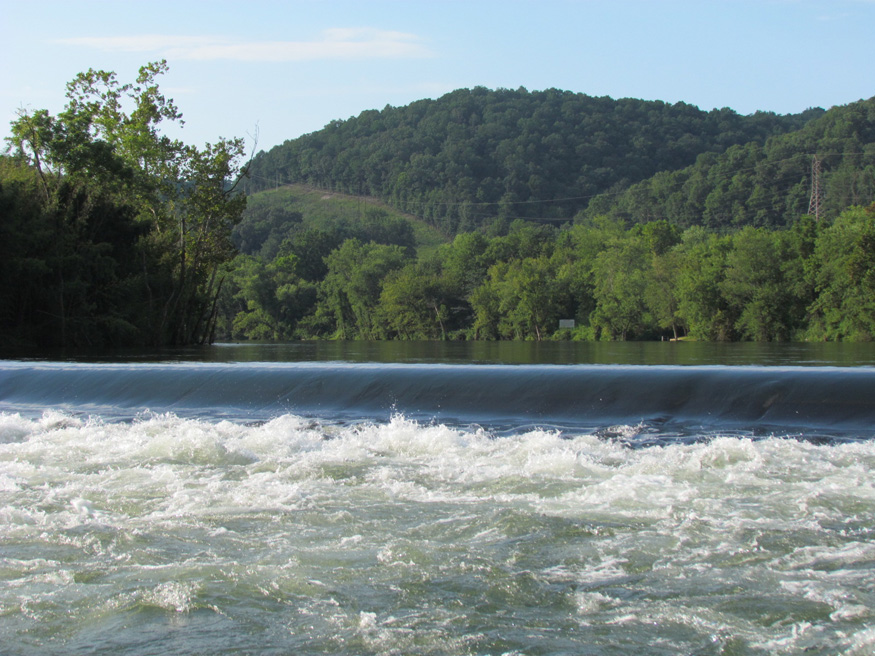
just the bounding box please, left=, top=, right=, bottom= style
left=2, top=361, right=874, bottom=437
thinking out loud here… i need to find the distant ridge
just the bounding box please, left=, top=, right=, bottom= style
left=246, top=86, right=825, bottom=233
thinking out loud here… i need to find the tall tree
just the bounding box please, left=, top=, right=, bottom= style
left=379, top=261, right=452, bottom=340
left=590, top=234, right=651, bottom=340
left=5, top=61, right=249, bottom=346
left=675, top=229, right=736, bottom=341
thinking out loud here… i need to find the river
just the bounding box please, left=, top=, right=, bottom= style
left=1, top=342, right=874, bottom=655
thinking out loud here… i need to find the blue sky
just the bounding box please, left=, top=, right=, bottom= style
left=2, top=0, right=874, bottom=153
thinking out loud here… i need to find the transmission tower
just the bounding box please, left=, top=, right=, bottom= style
left=808, top=155, right=824, bottom=221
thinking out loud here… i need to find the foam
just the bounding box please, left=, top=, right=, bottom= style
left=2, top=410, right=874, bottom=653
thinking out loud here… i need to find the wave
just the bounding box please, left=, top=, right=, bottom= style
left=1, top=361, right=874, bottom=439
left=2, top=405, right=875, bottom=653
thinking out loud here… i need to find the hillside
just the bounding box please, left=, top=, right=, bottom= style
left=246, top=87, right=822, bottom=234
left=587, top=96, right=875, bottom=229
left=223, top=89, right=875, bottom=344
left=233, top=183, right=448, bottom=259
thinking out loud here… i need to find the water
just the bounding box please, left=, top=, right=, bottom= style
left=1, top=343, right=874, bottom=655
left=14, top=340, right=875, bottom=366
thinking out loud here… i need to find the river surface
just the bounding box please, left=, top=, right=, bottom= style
left=1, top=342, right=874, bottom=655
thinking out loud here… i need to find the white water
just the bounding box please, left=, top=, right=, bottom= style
left=2, top=410, right=875, bottom=654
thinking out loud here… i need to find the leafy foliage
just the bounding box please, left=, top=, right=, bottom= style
left=211, top=203, right=875, bottom=342
left=7, top=73, right=875, bottom=347
left=590, top=99, right=875, bottom=228
left=246, top=87, right=820, bottom=233
left=1, top=62, right=248, bottom=347
left=806, top=205, right=875, bottom=339
left=232, top=184, right=445, bottom=258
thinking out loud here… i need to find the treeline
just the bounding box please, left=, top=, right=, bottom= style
left=0, top=62, right=247, bottom=348
left=226, top=88, right=875, bottom=343
left=246, top=87, right=822, bottom=234
left=216, top=204, right=875, bottom=342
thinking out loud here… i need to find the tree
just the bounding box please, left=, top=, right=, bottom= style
left=590, top=234, right=651, bottom=340
left=317, top=239, right=410, bottom=339
left=222, top=253, right=317, bottom=340
left=379, top=262, right=451, bottom=339
left=5, top=61, right=249, bottom=346
left=439, top=231, right=491, bottom=295
left=720, top=227, right=801, bottom=341
left=675, top=228, right=735, bottom=340
left=159, top=138, right=248, bottom=344
left=469, top=256, right=564, bottom=340
left=646, top=249, right=684, bottom=340
left=807, top=204, right=875, bottom=340
left=2, top=137, right=148, bottom=346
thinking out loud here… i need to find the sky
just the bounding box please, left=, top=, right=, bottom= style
left=2, top=0, right=874, bottom=154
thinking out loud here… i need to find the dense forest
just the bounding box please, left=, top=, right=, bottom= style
left=246, top=87, right=825, bottom=233
left=2, top=66, right=875, bottom=347
left=586, top=98, right=875, bottom=229
left=217, top=193, right=875, bottom=342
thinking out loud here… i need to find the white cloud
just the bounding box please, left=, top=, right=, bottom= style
left=55, top=29, right=433, bottom=62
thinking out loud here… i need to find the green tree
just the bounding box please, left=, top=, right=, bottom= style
left=807, top=204, right=875, bottom=340
left=225, top=255, right=277, bottom=340
left=1, top=148, right=148, bottom=346
left=590, top=234, right=651, bottom=340
left=318, top=239, right=410, bottom=339
left=646, top=249, right=684, bottom=340
left=500, top=256, right=564, bottom=340
left=5, top=61, right=249, bottom=346
left=675, top=228, right=735, bottom=340
left=379, top=262, right=451, bottom=339
left=720, top=227, right=802, bottom=341
left=440, top=231, right=491, bottom=295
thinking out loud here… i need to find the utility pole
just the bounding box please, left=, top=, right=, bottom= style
left=808, top=155, right=823, bottom=221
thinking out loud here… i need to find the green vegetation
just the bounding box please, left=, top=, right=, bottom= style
left=246, top=87, right=822, bottom=233
left=214, top=207, right=875, bottom=341
left=233, top=184, right=446, bottom=260
left=587, top=99, right=875, bottom=229
left=3, top=71, right=875, bottom=346
left=1, top=62, right=248, bottom=348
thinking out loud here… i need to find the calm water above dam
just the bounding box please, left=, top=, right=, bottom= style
left=15, top=339, right=875, bottom=367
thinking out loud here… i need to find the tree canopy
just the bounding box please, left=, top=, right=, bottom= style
left=245, top=86, right=823, bottom=233
left=214, top=203, right=875, bottom=343
left=587, top=98, right=875, bottom=229
left=1, top=61, right=249, bottom=348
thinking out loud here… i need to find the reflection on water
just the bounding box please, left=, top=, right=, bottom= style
left=6, top=340, right=875, bottom=366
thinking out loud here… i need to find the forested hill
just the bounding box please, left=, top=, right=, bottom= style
left=586, top=96, right=875, bottom=229
left=246, top=87, right=823, bottom=234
